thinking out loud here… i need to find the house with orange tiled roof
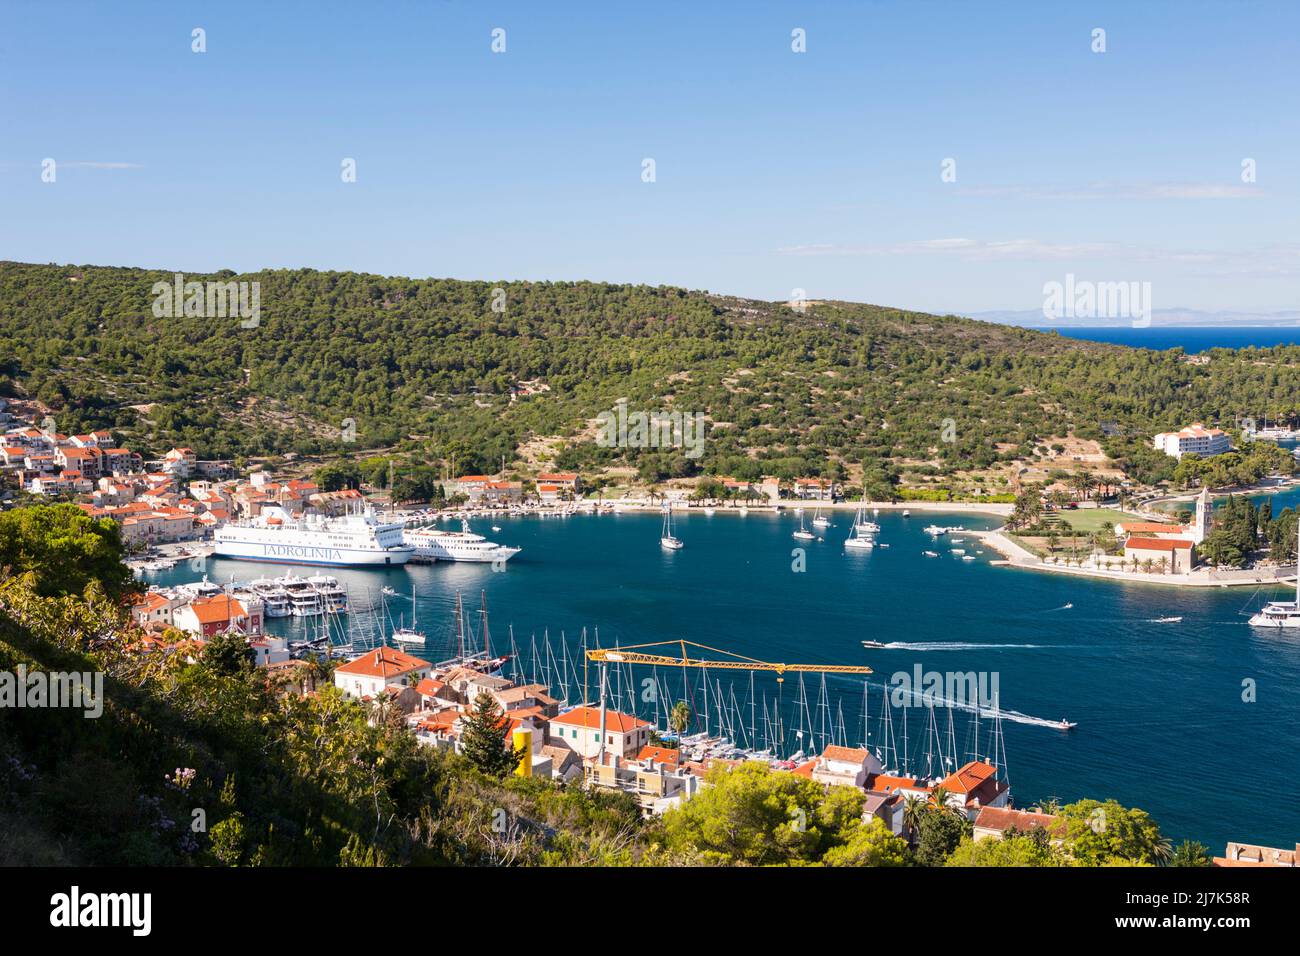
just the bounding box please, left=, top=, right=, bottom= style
left=551, top=706, right=651, bottom=760
left=862, top=790, right=905, bottom=833
left=1113, top=520, right=1186, bottom=537
left=162, top=447, right=197, bottom=477
left=492, top=682, right=560, bottom=717
left=537, top=472, right=581, bottom=493
left=1212, top=841, right=1297, bottom=867
left=810, top=744, right=883, bottom=789
left=130, top=590, right=186, bottom=627
left=1153, top=423, right=1230, bottom=459
left=1123, top=536, right=1195, bottom=573
left=173, top=594, right=262, bottom=639
left=413, top=707, right=463, bottom=746
left=539, top=744, right=584, bottom=783
left=937, top=761, right=1010, bottom=818
left=450, top=475, right=490, bottom=499
left=482, top=480, right=523, bottom=504
left=55, top=445, right=102, bottom=479
left=973, top=806, right=1066, bottom=843
left=333, top=646, right=432, bottom=700
left=585, top=743, right=700, bottom=813
left=636, top=745, right=682, bottom=769
left=859, top=770, right=933, bottom=835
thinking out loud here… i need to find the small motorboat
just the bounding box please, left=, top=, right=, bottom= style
left=923, top=550, right=940, bottom=557
left=861, top=640, right=886, bottom=648
left=381, top=586, right=399, bottom=597
left=1056, top=719, right=1078, bottom=731
left=1151, top=616, right=1182, bottom=623
left=492, top=525, right=502, bottom=532
left=902, top=510, right=911, bottom=517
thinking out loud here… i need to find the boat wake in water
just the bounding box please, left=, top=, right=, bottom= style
left=870, top=641, right=1044, bottom=651
left=829, top=676, right=1077, bottom=731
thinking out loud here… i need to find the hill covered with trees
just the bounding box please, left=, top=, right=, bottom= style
left=4, top=261, right=1299, bottom=493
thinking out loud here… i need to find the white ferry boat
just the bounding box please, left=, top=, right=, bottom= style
left=404, top=520, right=521, bottom=563
left=215, top=505, right=413, bottom=567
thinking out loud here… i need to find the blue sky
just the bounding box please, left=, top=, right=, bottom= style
left=2, top=1, right=1297, bottom=314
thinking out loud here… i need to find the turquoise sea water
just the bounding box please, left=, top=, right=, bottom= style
left=148, top=509, right=1300, bottom=852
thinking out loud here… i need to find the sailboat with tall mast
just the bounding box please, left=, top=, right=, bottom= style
left=854, top=493, right=880, bottom=534
left=660, top=505, right=684, bottom=550
left=811, top=501, right=831, bottom=528
left=390, top=583, right=426, bottom=644
left=845, top=499, right=876, bottom=550
left=792, top=511, right=816, bottom=540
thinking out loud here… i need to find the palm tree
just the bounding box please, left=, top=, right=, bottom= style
left=1150, top=834, right=1174, bottom=866
left=929, top=786, right=959, bottom=817
left=901, top=794, right=928, bottom=845
left=669, top=700, right=691, bottom=738
left=368, top=691, right=393, bottom=727
left=298, top=654, right=326, bottom=694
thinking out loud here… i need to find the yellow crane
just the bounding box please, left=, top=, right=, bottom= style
left=585, top=639, right=872, bottom=680
left=583, top=640, right=873, bottom=762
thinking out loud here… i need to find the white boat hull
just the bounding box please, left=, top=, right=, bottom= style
left=1248, top=609, right=1300, bottom=628
left=215, top=538, right=414, bottom=566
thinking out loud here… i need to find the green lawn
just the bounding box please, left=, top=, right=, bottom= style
left=1052, top=507, right=1146, bottom=532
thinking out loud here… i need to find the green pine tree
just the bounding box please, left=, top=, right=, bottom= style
left=459, top=690, right=526, bottom=778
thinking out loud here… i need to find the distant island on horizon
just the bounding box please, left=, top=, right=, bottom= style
left=967, top=308, right=1300, bottom=329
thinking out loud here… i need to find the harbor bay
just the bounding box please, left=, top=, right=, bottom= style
left=150, top=508, right=1300, bottom=853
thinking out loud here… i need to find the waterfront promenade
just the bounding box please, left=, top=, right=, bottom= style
left=977, top=529, right=1296, bottom=589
